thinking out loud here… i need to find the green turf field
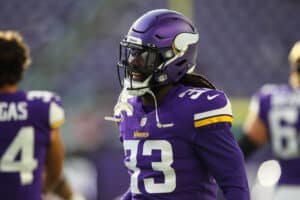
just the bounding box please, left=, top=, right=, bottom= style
left=229, top=98, right=250, bottom=139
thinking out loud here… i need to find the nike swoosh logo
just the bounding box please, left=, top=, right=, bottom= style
left=207, top=94, right=220, bottom=100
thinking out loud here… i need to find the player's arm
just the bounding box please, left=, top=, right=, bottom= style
left=52, top=176, right=74, bottom=200
left=43, top=128, right=64, bottom=192
left=238, top=93, right=269, bottom=159
left=43, top=99, right=76, bottom=200
left=193, top=123, right=250, bottom=200
left=192, top=92, right=249, bottom=200
left=239, top=111, right=268, bottom=159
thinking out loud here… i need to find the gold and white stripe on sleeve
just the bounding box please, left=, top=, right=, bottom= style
left=193, top=100, right=233, bottom=128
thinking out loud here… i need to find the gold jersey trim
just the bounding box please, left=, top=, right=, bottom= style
left=50, top=119, right=65, bottom=129
left=194, top=115, right=233, bottom=128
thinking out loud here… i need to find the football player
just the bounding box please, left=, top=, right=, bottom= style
left=239, top=41, right=300, bottom=199
left=0, top=31, right=74, bottom=200
left=106, top=9, right=250, bottom=200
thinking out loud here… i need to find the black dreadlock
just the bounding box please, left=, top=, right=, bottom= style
left=179, top=73, right=216, bottom=89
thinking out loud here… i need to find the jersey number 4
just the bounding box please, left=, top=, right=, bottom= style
left=0, top=127, right=38, bottom=185
left=124, top=140, right=176, bottom=194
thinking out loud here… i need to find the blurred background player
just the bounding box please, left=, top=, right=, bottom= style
left=239, top=41, right=300, bottom=199
left=0, top=30, right=77, bottom=200
left=106, top=9, right=249, bottom=200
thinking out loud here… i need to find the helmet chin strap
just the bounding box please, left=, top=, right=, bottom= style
left=105, top=86, right=175, bottom=129
left=145, top=89, right=174, bottom=128
left=124, top=75, right=152, bottom=96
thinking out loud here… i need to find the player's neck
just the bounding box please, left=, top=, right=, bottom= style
left=142, top=84, right=173, bottom=106
left=0, top=85, right=18, bottom=93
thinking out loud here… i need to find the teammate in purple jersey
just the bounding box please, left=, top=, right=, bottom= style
left=0, top=31, right=75, bottom=200
left=239, top=41, right=300, bottom=199
left=106, top=9, right=249, bottom=200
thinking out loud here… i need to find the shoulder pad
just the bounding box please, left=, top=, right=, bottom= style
left=27, top=90, right=61, bottom=103
left=260, top=83, right=277, bottom=92
left=249, top=84, right=280, bottom=113
left=259, top=83, right=288, bottom=95
left=181, top=88, right=233, bottom=128
left=27, top=90, right=64, bottom=128
left=178, top=87, right=211, bottom=100
left=249, top=84, right=288, bottom=114
left=49, top=102, right=65, bottom=128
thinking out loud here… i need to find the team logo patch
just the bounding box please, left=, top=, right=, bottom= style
left=133, top=131, right=149, bottom=138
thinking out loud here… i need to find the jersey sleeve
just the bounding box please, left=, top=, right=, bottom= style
left=188, top=89, right=249, bottom=199
left=192, top=123, right=250, bottom=200
left=247, top=84, right=273, bottom=123
left=192, top=90, right=233, bottom=129
left=49, top=100, right=65, bottom=129
left=27, top=90, right=65, bottom=129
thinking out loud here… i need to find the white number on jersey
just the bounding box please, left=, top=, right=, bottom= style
left=269, top=107, right=300, bottom=159
left=178, top=88, right=209, bottom=100
left=123, top=140, right=176, bottom=194
left=27, top=91, right=59, bottom=103
left=0, top=127, right=38, bottom=185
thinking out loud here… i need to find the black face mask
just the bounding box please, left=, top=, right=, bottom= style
left=126, top=47, right=161, bottom=76
left=119, top=42, right=163, bottom=71
left=117, top=40, right=166, bottom=87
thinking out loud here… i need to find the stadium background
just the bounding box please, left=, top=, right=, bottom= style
left=0, top=0, right=299, bottom=199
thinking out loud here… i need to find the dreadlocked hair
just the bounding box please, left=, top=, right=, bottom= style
left=179, top=73, right=216, bottom=89
left=0, top=31, right=31, bottom=87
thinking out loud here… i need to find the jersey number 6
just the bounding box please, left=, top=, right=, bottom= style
left=270, top=108, right=300, bottom=159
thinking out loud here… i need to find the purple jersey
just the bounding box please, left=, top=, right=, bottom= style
left=115, top=84, right=249, bottom=200
left=250, top=84, right=300, bottom=185
left=0, top=90, right=65, bottom=200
